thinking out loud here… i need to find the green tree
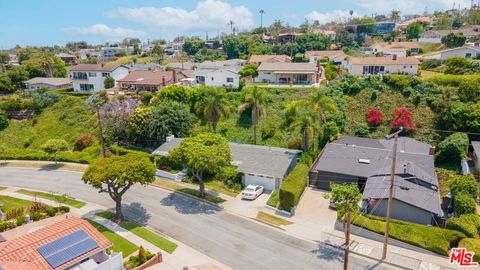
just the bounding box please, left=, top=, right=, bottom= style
left=0, top=144, right=7, bottom=163
left=41, top=139, right=69, bottom=163
left=435, top=132, right=469, bottom=163
left=195, top=88, right=230, bottom=133
left=352, top=17, right=377, bottom=35
left=138, top=246, right=147, bottom=264
left=311, top=87, right=338, bottom=124
left=133, top=43, right=141, bottom=55
left=435, top=14, right=453, bottom=30
left=326, top=183, right=362, bottom=220
left=449, top=174, right=479, bottom=199
left=238, top=86, right=268, bottom=144
left=239, top=63, right=259, bottom=77
left=454, top=194, right=477, bottom=215
left=0, top=52, right=9, bottom=64
left=183, top=39, right=205, bottom=56
left=0, top=113, right=8, bottom=131
left=151, top=44, right=165, bottom=57
left=441, top=33, right=466, bottom=48
left=0, top=76, right=15, bottom=93
left=170, top=133, right=232, bottom=198
left=390, top=10, right=401, bottom=23
left=406, top=22, right=424, bottom=40
left=104, top=76, right=115, bottom=89
left=82, top=154, right=156, bottom=221
left=289, top=108, right=319, bottom=150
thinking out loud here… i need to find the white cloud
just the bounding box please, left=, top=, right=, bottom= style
left=62, top=24, right=145, bottom=41
left=306, top=10, right=356, bottom=24
left=356, top=0, right=470, bottom=14
left=104, top=0, right=254, bottom=34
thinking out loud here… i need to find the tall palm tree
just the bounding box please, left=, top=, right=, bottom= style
left=195, top=89, right=230, bottom=133
left=289, top=108, right=319, bottom=151
left=238, top=86, right=268, bottom=144
left=311, top=87, right=338, bottom=124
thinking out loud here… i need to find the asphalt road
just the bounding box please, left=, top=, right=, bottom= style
left=0, top=167, right=394, bottom=270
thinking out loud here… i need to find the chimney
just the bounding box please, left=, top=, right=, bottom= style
left=388, top=41, right=392, bottom=45
left=429, top=146, right=436, bottom=155
left=392, top=54, right=397, bottom=60
left=172, top=69, right=177, bottom=83
left=162, top=76, right=166, bottom=87
left=101, top=63, right=105, bottom=68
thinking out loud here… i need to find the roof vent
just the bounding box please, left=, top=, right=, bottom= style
left=358, top=159, right=371, bottom=164
left=166, top=135, right=175, bottom=142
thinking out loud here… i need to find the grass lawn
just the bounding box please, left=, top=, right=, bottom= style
left=0, top=195, right=33, bottom=212
left=0, top=186, right=7, bottom=191
left=16, top=189, right=86, bottom=208
left=204, top=181, right=241, bottom=197
left=256, top=211, right=293, bottom=226
left=86, top=219, right=138, bottom=258
left=95, top=211, right=177, bottom=254
left=153, top=179, right=225, bottom=204
left=266, top=189, right=280, bottom=208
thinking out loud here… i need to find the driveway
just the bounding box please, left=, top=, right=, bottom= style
left=223, top=191, right=270, bottom=218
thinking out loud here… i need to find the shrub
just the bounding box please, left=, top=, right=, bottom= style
left=455, top=194, right=477, bottom=215
left=459, top=238, right=480, bottom=263
left=46, top=207, right=58, bottom=217
left=365, top=109, right=383, bottom=127
left=287, top=137, right=302, bottom=150
left=460, top=214, right=480, bottom=231
left=0, top=221, right=16, bottom=232
left=446, top=217, right=479, bottom=238
left=279, top=164, right=309, bottom=212
left=16, top=215, right=26, bottom=226
left=28, top=201, right=48, bottom=213
left=421, top=59, right=442, bottom=70
left=0, top=113, right=8, bottom=132
left=354, top=124, right=369, bottom=136
left=58, top=206, right=70, bottom=213
left=391, top=107, right=415, bottom=131
left=74, top=133, right=96, bottom=151
left=140, top=92, right=153, bottom=105
left=5, top=208, right=24, bottom=220
left=138, top=246, right=147, bottom=265
left=30, top=212, right=41, bottom=221
left=448, top=174, right=479, bottom=198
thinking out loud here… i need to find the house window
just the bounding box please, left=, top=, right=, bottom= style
left=102, top=72, right=110, bottom=77
left=226, top=77, right=234, bottom=83
left=211, top=77, right=214, bottom=81
left=88, top=72, right=97, bottom=77
left=466, top=53, right=472, bottom=58
left=79, top=84, right=94, bottom=92
left=73, top=72, right=87, bottom=80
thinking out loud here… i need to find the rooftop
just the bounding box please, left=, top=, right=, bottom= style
left=0, top=217, right=111, bottom=270
left=305, top=50, right=346, bottom=59
left=68, top=63, right=125, bottom=72
left=117, top=70, right=176, bottom=85
left=373, top=42, right=421, bottom=50
left=24, top=77, right=71, bottom=86
left=248, top=55, right=292, bottom=63
left=153, top=138, right=301, bottom=179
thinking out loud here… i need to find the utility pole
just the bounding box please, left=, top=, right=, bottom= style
left=382, top=127, right=403, bottom=259
left=344, top=212, right=352, bottom=270
left=260, top=10, right=265, bottom=28
left=227, top=21, right=235, bottom=35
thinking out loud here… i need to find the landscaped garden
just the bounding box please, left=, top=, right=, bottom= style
left=16, top=189, right=86, bottom=208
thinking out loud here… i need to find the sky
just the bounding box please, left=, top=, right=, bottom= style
left=0, top=0, right=471, bottom=48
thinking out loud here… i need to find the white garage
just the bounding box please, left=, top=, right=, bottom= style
left=242, top=173, right=280, bottom=191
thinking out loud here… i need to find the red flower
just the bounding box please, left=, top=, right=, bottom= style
left=391, top=107, right=415, bottom=130
left=365, top=109, right=384, bottom=127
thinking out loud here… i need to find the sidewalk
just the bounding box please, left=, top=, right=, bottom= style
left=0, top=186, right=231, bottom=270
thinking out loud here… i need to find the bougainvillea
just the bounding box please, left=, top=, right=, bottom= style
left=365, top=109, right=384, bottom=127
left=391, top=107, right=415, bottom=130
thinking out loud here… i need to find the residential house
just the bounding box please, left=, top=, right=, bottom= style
left=277, top=32, right=302, bottom=44
left=396, top=17, right=433, bottom=31
left=346, top=56, right=420, bottom=76
left=56, top=52, right=77, bottom=65
left=117, top=69, right=187, bottom=92
left=370, top=42, right=421, bottom=57
left=153, top=137, right=301, bottom=190
left=79, top=49, right=102, bottom=60
left=68, top=63, right=129, bottom=92
left=375, top=21, right=396, bottom=35
left=305, top=50, right=347, bottom=66
left=101, top=46, right=132, bottom=59
left=308, top=136, right=442, bottom=225
left=24, top=77, right=72, bottom=90
left=8, top=54, right=18, bottom=65
left=194, top=60, right=244, bottom=88
left=0, top=217, right=123, bottom=270
left=439, top=46, right=480, bottom=60
left=312, top=29, right=336, bottom=40
left=248, top=55, right=292, bottom=65
left=124, top=63, right=163, bottom=71
left=256, top=62, right=320, bottom=85
left=419, top=25, right=480, bottom=43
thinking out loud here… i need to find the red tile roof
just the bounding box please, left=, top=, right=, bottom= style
left=117, top=70, right=175, bottom=85
left=305, top=50, right=346, bottom=59
left=0, top=217, right=111, bottom=270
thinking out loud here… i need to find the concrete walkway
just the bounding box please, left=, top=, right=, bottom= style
left=0, top=186, right=231, bottom=270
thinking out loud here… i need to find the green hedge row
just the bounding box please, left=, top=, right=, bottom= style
left=459, top=238, right=480, bottom=263
left=353, top=214, right=466, bottom=256
left=424, top=74, right=480, bottom=86
left=279, top=164, right=309, bottom=212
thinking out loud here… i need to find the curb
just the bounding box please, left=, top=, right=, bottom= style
left=250, top=217, right=286, bottom=231
left=149, top=184, right=224, bottom=210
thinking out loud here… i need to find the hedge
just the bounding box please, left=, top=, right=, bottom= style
left=352, top=214, right=466, bottom=256
left=458, top=238, right=480, bottom=263
left=446, top=217, right=479, bottom=238
left=455, top=194, right=477, bottom=215
left=279, top=164, right=309, bottom=212
left=424, top=74, right=480, bottom=86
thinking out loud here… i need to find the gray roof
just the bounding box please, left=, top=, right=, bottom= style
left=472, top=141, right=480, bottom=157
left=152, top=138, right=301, bottom=179
left=24, top=77, right=72, bottom=86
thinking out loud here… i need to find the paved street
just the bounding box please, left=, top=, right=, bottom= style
left=0, top=167, right=395, bottom=270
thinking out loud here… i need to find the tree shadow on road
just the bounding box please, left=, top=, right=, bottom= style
left=160, top=192, right=219, bottom=215
left=311, top=241, right=344, bottom=262
left=122, top=202, right=151, bottom=225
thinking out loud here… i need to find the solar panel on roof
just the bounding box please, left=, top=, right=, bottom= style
left=37, top=229, right=99, bottom=268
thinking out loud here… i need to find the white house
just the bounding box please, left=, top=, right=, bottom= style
left=419, top=25, right=480, bottom=43
left=370, top=42, right=421, bottom=57
left=305, top=50, right=347, bottom=66
left=346, top=56, right=420, bottom=76
left=24, top=77, right=72, bottom=90
left=152, top=137, right=301, bottom=190
left=100, top=46, right=132, bottom=59
left=79, top=49, right=102, bottom=60
left=68, top=63, right=129, bottom=92
left=194, top=60, right=244, bottom=88
left=256, top=62, right=320, bottom=85
left=439, top=46, right=480, bottom=60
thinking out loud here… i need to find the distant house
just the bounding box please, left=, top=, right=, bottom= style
left=194, top=60, right=244, bottom=88
left=277, top=32, right=302, bottom=44
left=471, top=141, right=480, bottom=178
left=24, top=77, right=72, bottom=90
left=8, top=54, right=18, bottom=65
left=370, top=42, right=421, bottom=57
left=396, top=16, right=433, bottom=31
left=419, top=25, right=480, bottom=43
left=309, top=136, right=442, bottom=225
left=305, top=50, right=347, bottom=65
left=124, top=63, right=163, bottom=71
left=56, top=52, right=76, bottom=65
left=312, top=29, right=336, bottom=40
left=248, top=55, right=292, bottom=64
left=0, top=216, right=123, bottom=270
left=256, top=62, right=320, bottom=85
left=153, top=137, right=301, bottom=190
left=117, top=69, right=188, bottom=92
left=375, top=21, right=396, bottom=35
left=346, top=56, right=420, bottom=76
left=68, top=63, right=129, bottom=92
left=79, top=49, right=102, bottom=60
left=439, top=46, right=480, bottom=60
left=101, top=46, right=132, bottom=59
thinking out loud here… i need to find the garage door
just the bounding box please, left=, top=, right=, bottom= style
left=243, top=174, right=277, bottom=191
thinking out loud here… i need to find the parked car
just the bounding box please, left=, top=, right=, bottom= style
left=242, top=185, right=264, bottom=200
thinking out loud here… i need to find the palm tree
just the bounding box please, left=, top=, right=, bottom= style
left=195, top=89, right=230, bottom=133
left=311, top=87, right=338, bottom=124
left=390, top=10, right=401, bottom=23
left=289, top=108, right=319, bottom=151
left=238, top=86, right=268, bottom=144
